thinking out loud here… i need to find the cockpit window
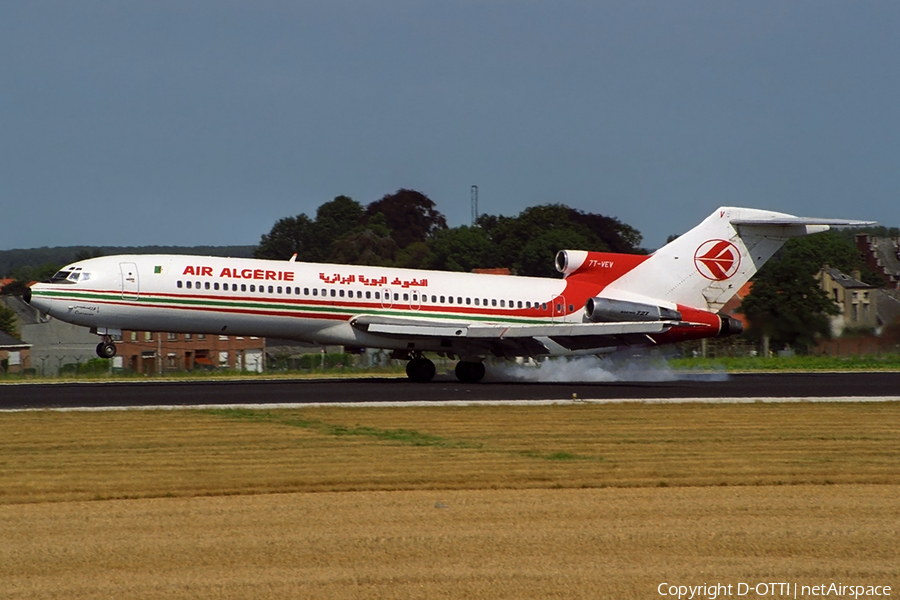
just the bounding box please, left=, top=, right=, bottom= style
left=50, top=270, right=91, bottom=283
left=51, top=270, right=75, bottom=282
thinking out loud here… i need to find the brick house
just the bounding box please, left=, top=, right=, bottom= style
left=115, top=330, right=265, bottom=375
left=0, top=330, right=31, bottom=374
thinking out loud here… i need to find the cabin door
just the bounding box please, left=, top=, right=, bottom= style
left=120, top=262, right=140, bottom=300
left=552, top=295, right=567, bottom=322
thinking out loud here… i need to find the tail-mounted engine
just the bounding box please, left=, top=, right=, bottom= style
left=717, top=315, right=744, bottom=337
left=584, top=297, right=682, bottom=323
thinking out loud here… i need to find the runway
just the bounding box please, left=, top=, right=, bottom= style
left=1, top=372, right=899, bottom=410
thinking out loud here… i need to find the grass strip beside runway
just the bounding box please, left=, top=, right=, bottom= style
left=2, top=402, right=899, bottom=599
left=1, top=401, right=898, bottom=504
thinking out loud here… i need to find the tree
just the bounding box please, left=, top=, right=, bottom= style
left=428, top=226, right=495, bottom=272
left=311, top=195, right=365, bottom=259
left=478, top=204, right=644, bottom=277
left=740, top=258, right=838, bottom=353
left=255, top=214, right=314, bottom=260
left=365, top=189, right=447, bottom=249
left=739, top=231, right=871, bottom=352
left=0, top=304, right=18, bottom=338
left=254, top=196, right=363, bottom=262
left=328, top=213, right=399, bottom=266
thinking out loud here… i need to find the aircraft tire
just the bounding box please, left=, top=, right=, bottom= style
left=454, top=360, right=485, bottom=383
left=96, top=342, right=117, bottom=359
left=406, top=358, right=436, bottom=383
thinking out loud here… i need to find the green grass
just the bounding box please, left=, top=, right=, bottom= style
left=669, top=353, right=900, bottom=371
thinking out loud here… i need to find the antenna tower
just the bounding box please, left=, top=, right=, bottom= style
left=471, top=185, right=479, bottom=226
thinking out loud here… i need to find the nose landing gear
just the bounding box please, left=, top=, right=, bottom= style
left=96, top=338, right=117, bottom=359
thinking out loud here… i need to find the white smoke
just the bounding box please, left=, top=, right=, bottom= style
left=484, top=355, right=728, bottom=383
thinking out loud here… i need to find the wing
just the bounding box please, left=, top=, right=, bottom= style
left=349, top=314, right=680, bottom=357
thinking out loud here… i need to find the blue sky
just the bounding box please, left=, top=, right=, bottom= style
left=2, top=1, right=897, bottom=251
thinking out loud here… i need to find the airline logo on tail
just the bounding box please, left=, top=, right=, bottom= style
left=694, top=240, right=741, bottom=281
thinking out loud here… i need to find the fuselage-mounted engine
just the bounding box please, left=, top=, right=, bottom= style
left=584, top=297, right=682, bottom=323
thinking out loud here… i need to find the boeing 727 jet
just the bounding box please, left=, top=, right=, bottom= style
left=25, top=207, right=871, bottom=382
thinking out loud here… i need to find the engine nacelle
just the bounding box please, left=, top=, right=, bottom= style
left=584, top=297, right=682, bottom=323
left=717, top=315, right=744, bottom=337
left=555, top=250, right=589, bottom=275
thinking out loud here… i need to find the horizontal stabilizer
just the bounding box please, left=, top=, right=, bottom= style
left=731, top=217, right=876, bottom=227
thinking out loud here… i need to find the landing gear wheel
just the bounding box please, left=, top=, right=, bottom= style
left=96, top=342, right=117, bottom=359
left=455, top=360, right=485, bottom=383
left=405, top=357, right=436, bottom=383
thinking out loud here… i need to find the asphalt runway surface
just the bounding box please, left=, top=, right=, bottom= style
left=1, top=372, right=899, bottom=410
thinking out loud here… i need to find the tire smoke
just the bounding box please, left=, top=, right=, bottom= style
left=485, top=355, right=728, bottom=383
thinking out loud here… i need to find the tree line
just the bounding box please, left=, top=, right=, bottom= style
left=254, top=188, right=644, bottom=278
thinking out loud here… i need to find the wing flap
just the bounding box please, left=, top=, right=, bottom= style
left=351, top=313, right=675, bottom=340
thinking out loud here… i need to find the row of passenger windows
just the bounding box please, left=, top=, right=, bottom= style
left=175, top=280, right=574, bottom=311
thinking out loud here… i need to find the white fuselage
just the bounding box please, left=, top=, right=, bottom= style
left=28, top=254, right=574, bottom=356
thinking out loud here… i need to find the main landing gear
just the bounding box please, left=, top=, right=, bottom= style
left=454, top=360, right=485, bottom=383
left=401, top=352, right=486, bottom=384
left=406, top=356, right=436, bottom=383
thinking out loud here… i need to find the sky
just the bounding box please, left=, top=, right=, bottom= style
left=1, top=1, right=897, bottom=252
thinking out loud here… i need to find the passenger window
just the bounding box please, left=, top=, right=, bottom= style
left=500, top=300, right=505, bottom=307
left=517, top=301, right=523, bottom=308
left=474, top=298, right=480, bottom=306
left=177, top=281, right=183, bottom=288
left=196, top=281, right=201, bottom=289
left=394, top=293, right=399, bottom=301
left=492, top=299, right=497, bottom=307
left=357, top=291, right=362, bottom=299
left=277, top=286, right=283, bottom=294
left=375, top=292, right=380, bottom=299
left=431, top=295, right=437, bottom=302
left=268, top=285, right=274, bottom=293
left=250, top=285, right=256, bottom=292
left=448, top=296, right=453, bottom=304
left=457, top=297, right=462, bottom=304
left=285, top=287, right=291, bottom=294
left=240, top=284, right=246, bottom=292
left=339, top=290, right=345, bottom=298
left=186, top=281, right=193, bottom=289
left=330, top=289, right=336, bottom=297
left=403, top=293, right=409, bottom=301
left=526, top=301, right=531, bottom=309
left=312, top=288, right=318, bottom=296
left=321, top=289, right=326, bottom=296
left=440, top=296, right=445, bottom=303
left=569, top=304, right=574, bottom=312
left=366, top=291, right=371, bottom=299
left=214, top=283, right=219, bottom=291
left=542, top=303, right=547, bottom=311
left=295, top=287, right=300, bottom=294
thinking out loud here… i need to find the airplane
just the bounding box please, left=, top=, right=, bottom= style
left=24, top=207, right=872, bottom=383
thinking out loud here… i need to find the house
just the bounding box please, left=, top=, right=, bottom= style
left=0, top=330, right=31, bottom=375
left=856, top=234, right=900, bottom=290
left=817, top=267, right=878, bottom=335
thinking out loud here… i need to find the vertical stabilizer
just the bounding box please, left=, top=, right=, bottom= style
left=603, top=207, right=871, bottom=312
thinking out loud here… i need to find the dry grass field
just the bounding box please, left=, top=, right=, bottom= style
left=1, top=402, right=898, bottom=598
